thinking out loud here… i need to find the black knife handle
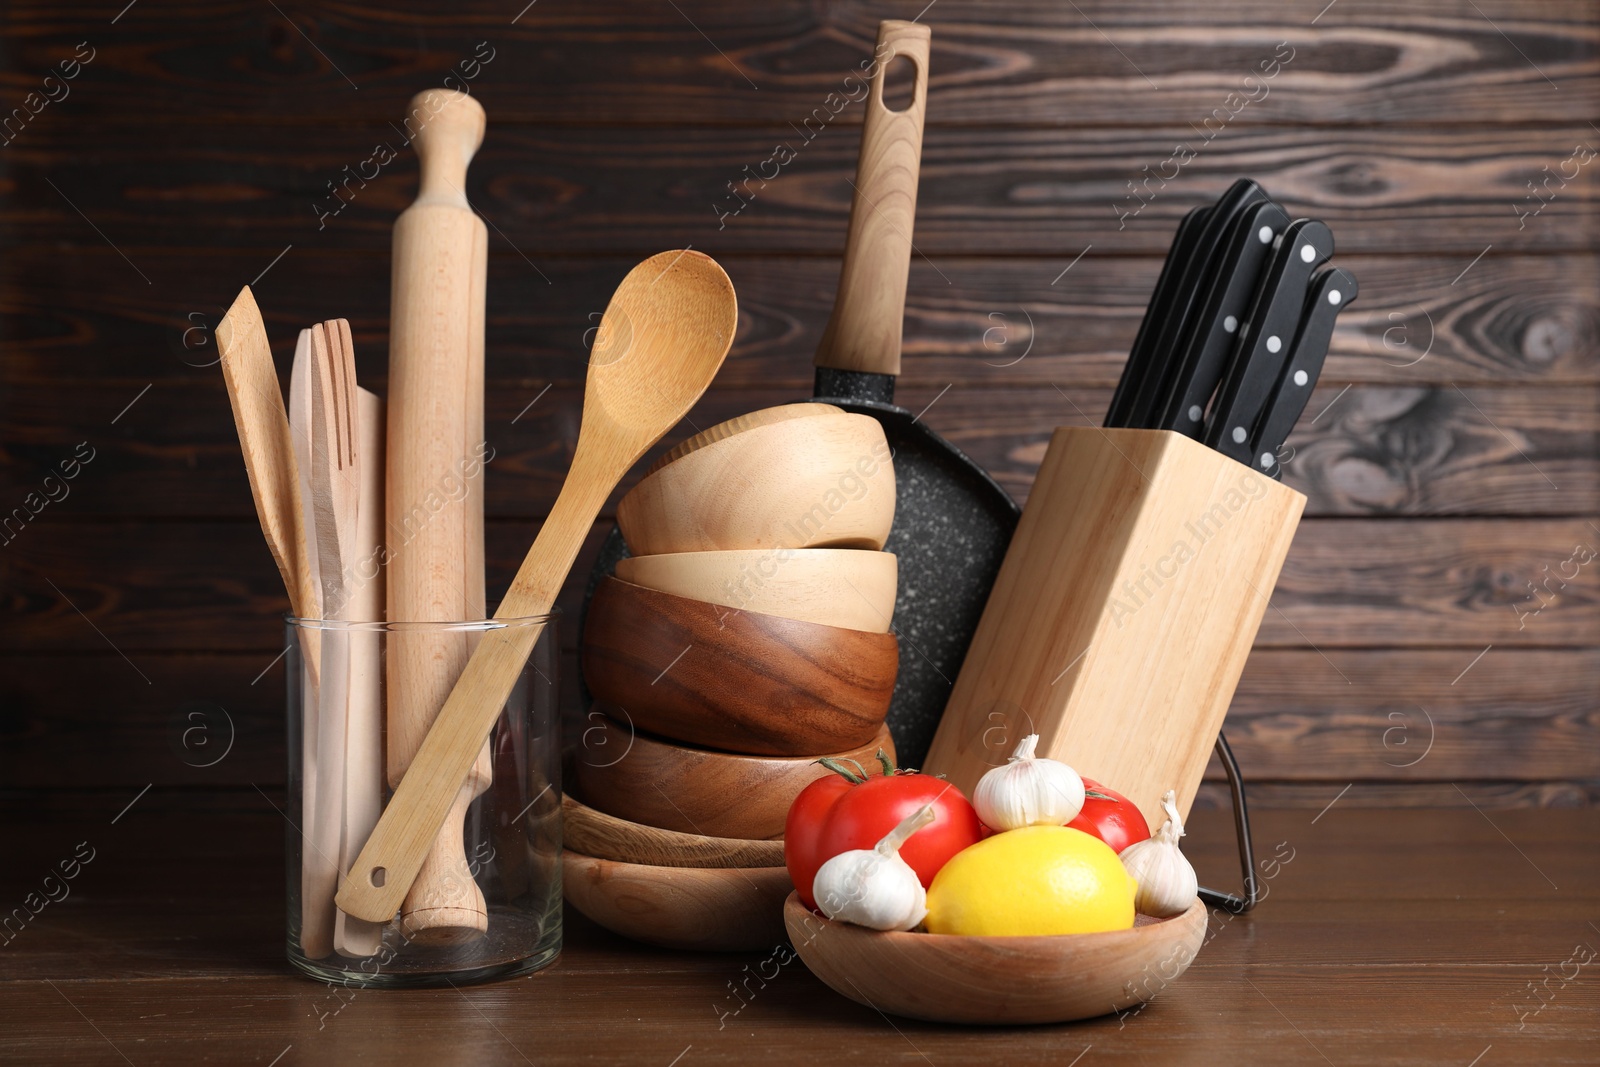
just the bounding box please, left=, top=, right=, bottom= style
left=1155, top=200, right=1292, bottom=435
left=1253, top=266, right=1358, bottom=472
left=1106, top=206, right=1209, bottom=428
left=1124, top=179, right=1266, bottom=430
left=1204, top=218, right=1335, bottom=462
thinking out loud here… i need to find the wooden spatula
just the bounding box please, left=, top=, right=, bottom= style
left=336, top=249, right=738, bottom=923
left=216, top=287, right=320, bottom=679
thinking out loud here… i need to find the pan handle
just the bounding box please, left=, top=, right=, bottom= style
left=814, top=19, right=929, bottom=380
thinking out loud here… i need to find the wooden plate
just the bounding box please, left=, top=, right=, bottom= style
left=561, top=795, right=784, bottom=869
left=562, top=851, right=792, bottom=952
left=783, top=893, right=1209, bottom=1024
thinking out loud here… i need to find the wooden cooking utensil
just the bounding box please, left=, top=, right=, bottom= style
left=923, top=428, right=1305, bottom=830
left=216, top=287, right=320, bottom=674
left=614, top=548, right=898, bottom=632
left=304, top=320, right=361, bottom=959
left=784, top=894, right=1208, bottom=1024
left=582, top=577, right=897, bottom=756
left=561, top=851, right=791, bottom=951
left=333, top=328, right=386, bottom=958
left=561, top=795, right=785, bottom=869
left=337, top=250, right=738, bottom=923
left=385, top=88, right=494, bottom=943
left=617, top=411, right=894, bottom=556
left=574, top=712, right=895, bottom=839
left=287, top=328, right=331, bottom=958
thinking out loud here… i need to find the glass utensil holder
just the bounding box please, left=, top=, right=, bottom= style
left=284, top=616, right=560, bottom=987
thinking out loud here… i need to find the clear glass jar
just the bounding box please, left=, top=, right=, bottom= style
left=284, top=616, right=561, bottom=987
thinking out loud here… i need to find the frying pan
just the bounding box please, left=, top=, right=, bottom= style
left=583, top=21, right=1018, bottom=766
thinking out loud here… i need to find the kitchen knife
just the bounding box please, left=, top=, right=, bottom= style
left=1153, top=200, right=1292, bottom=435
left=1105, top=205, right=1209, bottom=427
left=1122, top=179, right=1268, bottom=430
left=1252, top=265, right=1358, bottom=474
left=1204, top=218, right=1334, bottom=463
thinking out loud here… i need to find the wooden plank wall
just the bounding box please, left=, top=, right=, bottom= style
left=1, top=1, right=1596, bottom=809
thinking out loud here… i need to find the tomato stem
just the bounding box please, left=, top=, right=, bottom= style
left=816, top=756, right=867, bottom=785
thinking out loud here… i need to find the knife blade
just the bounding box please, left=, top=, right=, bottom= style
left=1203, top=218, right=1335, bottom=463
left=1251, top=265, right=1358, bottom=474
left=1106, top=205, right=1209, bottom=428
left=1122, top=178, right=1268, bottom=430
left=1153, top=200, right=1292, bottom=436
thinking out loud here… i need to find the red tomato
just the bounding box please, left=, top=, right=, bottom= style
left=1068, top=777, right=1151, bottom=854
left=785, top=760, right=984, bottom=910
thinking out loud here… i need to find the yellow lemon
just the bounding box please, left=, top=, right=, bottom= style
left=924, top=825, right=1136, bottom=936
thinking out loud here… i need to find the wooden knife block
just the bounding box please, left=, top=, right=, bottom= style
left=924, top=427, right=1305, bottom=831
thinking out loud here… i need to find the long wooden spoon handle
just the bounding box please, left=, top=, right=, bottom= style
left=813, top=20, right=930, bottom=378
left=337, top=449, right=610, bottom=921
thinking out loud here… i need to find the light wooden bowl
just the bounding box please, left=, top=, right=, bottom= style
left=645, top=403, right=840, bottom=476
left=784, top=894, right=1209, bottom=1024
left=562, top=851, right=792, bottom=951
left=573, top=711, right=896, bottom=839
left=561, top=795, right=785, bottom=868
left=582, top=577, right=897, bottom=756
left=616, top=410, right=895, bottom=556
left=615, top=548, right=897, bottom=633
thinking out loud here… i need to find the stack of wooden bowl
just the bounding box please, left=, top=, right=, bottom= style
left=564, top=404, right=900, bottom=950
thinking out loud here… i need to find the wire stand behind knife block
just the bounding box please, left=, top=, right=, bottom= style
left=924, top=428, right=1305, bottom=913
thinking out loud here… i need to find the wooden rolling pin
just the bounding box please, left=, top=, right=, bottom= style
left=386, top=88, right=494, bottom=944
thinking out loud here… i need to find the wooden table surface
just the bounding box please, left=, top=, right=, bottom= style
left=2, top=797, right=1595, bottom=1065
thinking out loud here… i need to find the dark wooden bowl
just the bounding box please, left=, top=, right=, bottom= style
left=572, top=710, right=896, bottom=839
left=581, top=577, right=897, bottom=756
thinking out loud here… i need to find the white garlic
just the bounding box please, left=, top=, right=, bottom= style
left=1119, top=790, right=1198, bottom=918
left=812, top=804, right=935, bottom=931
left=973, top=733, right=1085, bottom=831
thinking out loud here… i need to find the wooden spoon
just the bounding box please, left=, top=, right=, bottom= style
left=336, top=250, right=738, bottom=923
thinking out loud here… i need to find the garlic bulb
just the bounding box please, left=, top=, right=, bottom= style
left=973, top=733, right=1085, bottom=831
left=812, top=804, right=935, bottom=931
left=1119, top=790, right=1198, bottom=917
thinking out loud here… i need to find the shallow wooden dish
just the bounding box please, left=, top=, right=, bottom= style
left=582, top=577, right=897, bottom=756
left=784, top=893, right=1208, bottom=1025
left=562, top=851, right=792, bottom=951
left=573, top=712, right=896, bottom=839
left=562, top=795, right=785, bottom=868
left=615, top=548, right=897, bottom=633
left=616, top=411, right=895, bottom=556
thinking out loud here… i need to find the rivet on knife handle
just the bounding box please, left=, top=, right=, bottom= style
left=1254, top=266, right=1358, bottom=472
left=1205, top=219, right=1334, bottom=462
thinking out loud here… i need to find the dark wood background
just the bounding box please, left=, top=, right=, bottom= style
left=2, top=0, right=1596, bottom=812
